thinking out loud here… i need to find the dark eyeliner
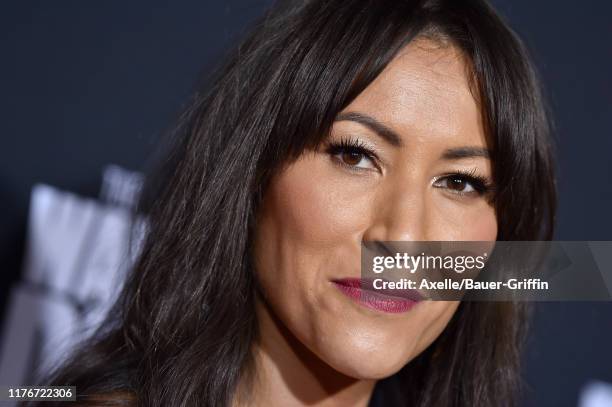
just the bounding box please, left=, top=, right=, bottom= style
left=325, top=136, right=380, bottom=170
left=436, top=169, right=495, bottom=196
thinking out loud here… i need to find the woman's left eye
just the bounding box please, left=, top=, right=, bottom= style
left=433, top=174, right=489, bottom=196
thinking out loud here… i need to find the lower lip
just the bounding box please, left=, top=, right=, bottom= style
left=332, top=280, right=420, bottom=314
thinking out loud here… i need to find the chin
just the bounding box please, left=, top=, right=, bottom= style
left=313, top=334, right=418, bottom=380
left=328, top=352, right=411, bottom=380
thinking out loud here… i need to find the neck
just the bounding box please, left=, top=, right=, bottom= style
left=234, top=297, right=376, bottom=407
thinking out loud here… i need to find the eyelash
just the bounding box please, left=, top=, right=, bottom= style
left=325, top=136, right=380, bottom=172
left=326, top=137, right=495, bottom=198
left=432, top=168, right=495, bottom=198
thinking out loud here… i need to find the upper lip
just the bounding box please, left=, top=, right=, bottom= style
left=332, top=277, right=426, bottom=302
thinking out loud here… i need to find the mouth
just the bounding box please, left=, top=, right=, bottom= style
left=331, top=278, right=424, bottom=314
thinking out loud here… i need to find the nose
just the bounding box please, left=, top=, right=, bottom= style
left=362, top=181, right=429, bottom=243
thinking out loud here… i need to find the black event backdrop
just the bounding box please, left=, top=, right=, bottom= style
left=0, top=1, right=610, bottom=406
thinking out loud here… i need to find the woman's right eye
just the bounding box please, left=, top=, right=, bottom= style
left=333, top=148, right=377, bottom=169
left=325, top=138, right=380, bottom=172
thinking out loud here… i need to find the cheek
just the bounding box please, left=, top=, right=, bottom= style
left=252, top=154, right=369, bottom=321
left=259, top=154, right=374, bottom=246
left=460, top=207, right=497, bottom=240
left=430, top=198, right=498, bottom=241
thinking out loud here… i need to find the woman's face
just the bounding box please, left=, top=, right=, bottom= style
left=253, top=39, right=497, bottom=380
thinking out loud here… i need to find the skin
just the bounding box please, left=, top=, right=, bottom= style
left=242, top=38, right=498, bottom=407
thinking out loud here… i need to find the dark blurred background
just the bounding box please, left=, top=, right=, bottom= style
left=1, top=1, right=611, bottom=406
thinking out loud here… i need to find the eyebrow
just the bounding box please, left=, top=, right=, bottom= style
left=441, top=146, right=490, bottom=160
left=335, top=111, right=490, bottom=160
left=335, top=111, right=402, bottom=147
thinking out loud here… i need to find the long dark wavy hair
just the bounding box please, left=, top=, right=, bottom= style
left=30, top=0, right=556, bottom=406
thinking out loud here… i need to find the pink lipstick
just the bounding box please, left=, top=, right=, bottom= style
left=331, top=278, right=423, bottom=314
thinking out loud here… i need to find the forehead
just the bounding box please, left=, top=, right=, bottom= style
left=342, top=38, right=487, bottom=149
